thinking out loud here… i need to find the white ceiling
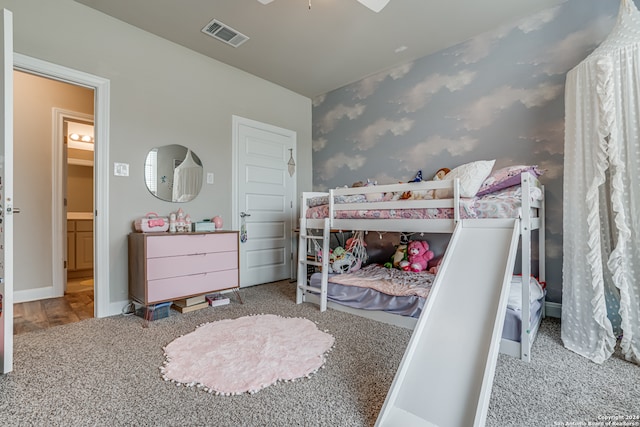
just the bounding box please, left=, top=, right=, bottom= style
left=74, top=0, right=567, bottom=98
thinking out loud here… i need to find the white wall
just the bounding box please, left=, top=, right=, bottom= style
left=2, top=0, right=312, bottom=310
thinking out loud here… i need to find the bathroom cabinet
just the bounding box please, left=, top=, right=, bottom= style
left=128, top=231, right=239, bottom=305
left=67, top=219, right=93, bottom=277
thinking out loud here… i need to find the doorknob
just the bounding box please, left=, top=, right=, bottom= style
left=240, top=212, right=251, bottom=218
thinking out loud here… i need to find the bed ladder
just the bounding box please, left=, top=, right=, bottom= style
left=296, top=217, right=331, bottom=311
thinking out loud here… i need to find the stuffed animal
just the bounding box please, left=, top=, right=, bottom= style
left=433, top=168, right=451, bottom=180
left=409, top=170, right=423, bottom=182
left=392, top=244, right=408, bottom=268
left=428, top=255, right=443, bottom=274
left=364, top=179, right=384, bottom=202
left=399, top=240, right=434, bottom=272
left=324, top=244, right=365, bottom=274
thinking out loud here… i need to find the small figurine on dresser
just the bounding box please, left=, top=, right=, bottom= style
left=169, top=212, right=177, bottom=233
left=173, top=208, right=191, bottom=232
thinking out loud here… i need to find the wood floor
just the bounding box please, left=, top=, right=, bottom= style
left=13, top=278, right=94, bottom=335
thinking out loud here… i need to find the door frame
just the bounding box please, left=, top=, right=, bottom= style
left=231, top=115, right=297, bottom=286
left=14, top=53, right=111, bottom=318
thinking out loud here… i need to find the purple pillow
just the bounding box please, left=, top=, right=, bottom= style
left=476, top=165, right=543, bottom=197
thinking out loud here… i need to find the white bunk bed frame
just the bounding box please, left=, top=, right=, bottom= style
left=296, top=172, right=545, bottom=362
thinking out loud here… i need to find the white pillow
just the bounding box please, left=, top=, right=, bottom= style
left=435, top=160, right=495, bottom=198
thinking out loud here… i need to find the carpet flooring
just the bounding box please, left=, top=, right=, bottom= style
left=1, top=280, right=638, bottom=426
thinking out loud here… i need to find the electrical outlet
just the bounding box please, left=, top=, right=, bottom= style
left=207, top=172, right=214, bottom=184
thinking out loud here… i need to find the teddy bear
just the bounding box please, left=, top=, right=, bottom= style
left=399, top=240, right=434, bottom=272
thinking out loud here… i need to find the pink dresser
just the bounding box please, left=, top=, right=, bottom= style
left=128, top=231, right=239, bottom=305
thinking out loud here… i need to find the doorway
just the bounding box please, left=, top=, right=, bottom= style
left=63, top=118, right=95, bottom=322
left=11, top=53, right=111, bottom=320
left=12, top=72, right=95, bottom=333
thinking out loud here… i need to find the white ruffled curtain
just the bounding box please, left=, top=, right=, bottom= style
left=562, top=0, right=640, bottom=365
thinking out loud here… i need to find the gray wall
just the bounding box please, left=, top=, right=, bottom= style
left=312, top=0, right=629, bottom=303
left=4, top=0, right=312, bottom=310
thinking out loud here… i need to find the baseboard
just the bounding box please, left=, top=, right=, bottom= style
left=108, top=300, right=133, bottom=318
left=545, top=301, right=562, bottom=318
left=14, top=286, right=60, bottom=303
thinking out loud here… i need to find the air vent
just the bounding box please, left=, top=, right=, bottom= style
left=201, top=19, right=249, bottom=48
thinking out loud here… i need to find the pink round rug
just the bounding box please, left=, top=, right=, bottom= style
left=160, top=314, right=334, bottom=395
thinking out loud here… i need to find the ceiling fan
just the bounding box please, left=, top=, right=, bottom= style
left=257, top=0, right=390, bottom=13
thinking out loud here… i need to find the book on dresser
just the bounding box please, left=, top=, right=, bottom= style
left=172, top=300, right=209, bottom=313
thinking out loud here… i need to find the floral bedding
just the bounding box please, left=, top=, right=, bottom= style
left=327, top=264, right=435, bottom=298
left=305, top=185, right=542, bottom=220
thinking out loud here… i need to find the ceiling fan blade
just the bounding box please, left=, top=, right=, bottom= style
left=357, top=0, right=390, bottom=12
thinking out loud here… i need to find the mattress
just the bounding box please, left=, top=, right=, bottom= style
left=305, top=185, right=542, bottom=220
left=309, top=271, right=545, bottom=342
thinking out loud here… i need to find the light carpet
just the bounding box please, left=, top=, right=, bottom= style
left=161, top=314, right=334, bottom=395
left=2, top=281, right=639, bottom=426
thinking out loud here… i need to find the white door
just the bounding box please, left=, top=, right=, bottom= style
left=233, top=116, right=296, bottom=287
left=0, top=8, right=14, bottom=374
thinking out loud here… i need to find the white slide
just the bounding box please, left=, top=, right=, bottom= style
left=376, top=219, right=521, bottom=427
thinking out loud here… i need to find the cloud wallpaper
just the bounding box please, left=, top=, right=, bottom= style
left=311, top=0, right=631, bottom=303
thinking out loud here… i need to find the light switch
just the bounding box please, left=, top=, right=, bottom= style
left=114, top=162, right=129, bottom=177
left=207, top=172, right=214, bottom=184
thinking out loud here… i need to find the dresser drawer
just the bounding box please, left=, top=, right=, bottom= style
left=146, top=233, right=238, bottom=258
left=146, top=251, right=237, bottom=281
left=147, top=269, right=239, bottom=303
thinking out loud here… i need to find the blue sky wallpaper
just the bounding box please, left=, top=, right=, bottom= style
left=311, top=0, right=630, bottom=303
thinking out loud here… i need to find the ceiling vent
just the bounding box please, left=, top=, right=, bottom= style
left=201, top=19, right=249, bottom=48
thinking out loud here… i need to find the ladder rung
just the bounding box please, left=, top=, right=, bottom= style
left=300, top=234, right=324, bottom=240
left=301, top=260, right=322, bottom=267
left=298, top=284, right=321, bottom=293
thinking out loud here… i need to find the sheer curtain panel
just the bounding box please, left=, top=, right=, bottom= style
left=562, top=0, right=640, bottom=365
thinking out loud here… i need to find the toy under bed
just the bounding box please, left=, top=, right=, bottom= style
left=308, top=266, right=545, bottom=342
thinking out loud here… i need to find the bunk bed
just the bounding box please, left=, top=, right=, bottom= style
left=296, top=164, right=545, bottom=362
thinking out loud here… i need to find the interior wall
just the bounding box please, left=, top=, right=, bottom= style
left=3, top=0, right=312, bottom=311
left=311, top=0, right=630, bottom=304
left=67, top=165, right=93, bottom=212
left=13, top=71, right=93, bottom=292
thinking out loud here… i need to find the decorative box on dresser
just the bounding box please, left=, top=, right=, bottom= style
left=128, top=231, right=239, bottom=306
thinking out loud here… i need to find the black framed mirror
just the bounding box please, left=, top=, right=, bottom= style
left=144, top=144, right=203, bottom=202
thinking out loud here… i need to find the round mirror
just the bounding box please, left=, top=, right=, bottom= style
left=144, top=144, right=203, bottom=202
